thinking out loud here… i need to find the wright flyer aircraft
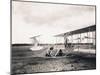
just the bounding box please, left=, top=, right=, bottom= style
left=54, top=25, right=96, bottom=58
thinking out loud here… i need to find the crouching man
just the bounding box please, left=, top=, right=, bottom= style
left=56, top=49, right=65, bottom=56
left=45, top=47, right=54, bottom=57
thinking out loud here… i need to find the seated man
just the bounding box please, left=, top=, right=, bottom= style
left=56, top=49, right=64, bottom=56
left=45, top=47, right=54, bottom=57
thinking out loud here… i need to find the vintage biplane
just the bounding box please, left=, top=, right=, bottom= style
left=54, top=25, right=96, bottom=57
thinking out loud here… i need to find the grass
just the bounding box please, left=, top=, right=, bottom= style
left=11, top=45, right=96, bottom=74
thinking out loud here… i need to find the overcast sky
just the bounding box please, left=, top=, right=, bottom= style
left=12, top=1, right=95, bottom=44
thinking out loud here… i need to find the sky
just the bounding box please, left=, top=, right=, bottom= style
left=12, top=1, right=95, bottom=44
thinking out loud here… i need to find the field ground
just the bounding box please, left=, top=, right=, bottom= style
left=11, top=45, right=96, bottom=74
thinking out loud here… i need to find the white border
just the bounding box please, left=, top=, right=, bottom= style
left=0, top=0, right=100, bottom=75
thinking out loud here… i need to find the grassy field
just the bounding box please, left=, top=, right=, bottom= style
left=11, top=45, right=96, bottom=74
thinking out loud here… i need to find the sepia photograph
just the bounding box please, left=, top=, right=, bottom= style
left=11, top=0, right=96, bottom=74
